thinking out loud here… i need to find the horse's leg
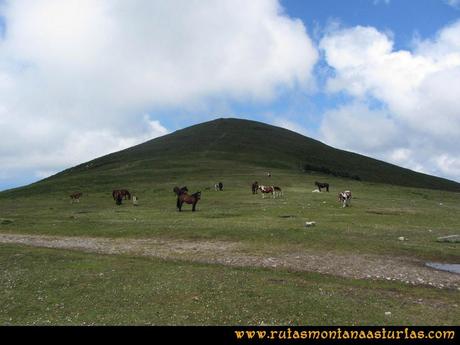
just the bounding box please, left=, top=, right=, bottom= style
left=192, top=201, right=196, bottom=212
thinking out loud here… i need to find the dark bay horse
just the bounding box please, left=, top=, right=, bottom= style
left=314, top=181, right=329, bottom=192
left=177, top=191, right=201, bottom=212
left=70, top=192, right=82, bottom=202
left=251, top=181, right=259, bottom=194
left=173, top=186, right=188, bottom=196
left=113, top=189, right=131, bottom=200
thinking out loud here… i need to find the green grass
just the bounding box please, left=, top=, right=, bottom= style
left=1, top=168, right=459, bottom=261
left=1, top=244, right=458, bottom=325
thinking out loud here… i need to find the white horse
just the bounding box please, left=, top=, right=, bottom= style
left=338, top=191, right=352, bottom=207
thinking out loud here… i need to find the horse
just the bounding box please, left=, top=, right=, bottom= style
left=258, top=185, right=274, bottom=198
left=338, top=190, right=352, bottom=208
left=173, top=186, right=188, bottom=196
left=315, top=181, right=329, bottom=192
left=113, top=189, right=131, bottom=200
left=273, top=186, right=283, bottom=197
left=214, top=182, right=223, bottom=191
left=177, top=191, right=201, bottom=212
left=251, top=181, right=259, bottom=194
left=70, top=192, right=82, bottom=203
left=115, top=192, right=123, bottom=205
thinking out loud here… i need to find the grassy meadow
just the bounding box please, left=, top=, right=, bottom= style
left=1, top=163, right=459, bottom=325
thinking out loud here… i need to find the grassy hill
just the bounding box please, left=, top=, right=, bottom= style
left=3, top=118, right=460, bottom=196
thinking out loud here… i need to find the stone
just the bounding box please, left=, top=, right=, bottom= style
left=437, top=235, right=460, bottom=243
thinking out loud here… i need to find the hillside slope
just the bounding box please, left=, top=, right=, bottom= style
left=4, top=118, right=460, bottom=194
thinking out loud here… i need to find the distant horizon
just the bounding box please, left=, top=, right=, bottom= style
left=1, top=0, right=459, bottom=190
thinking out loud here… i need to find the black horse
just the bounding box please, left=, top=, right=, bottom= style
left=177, top=191, right=201, bottom=212
left=315, top=181, right=329, bottom=192
left=251, top=181, right=259, bottom=194
left=173, top=186, right=188, bottom=196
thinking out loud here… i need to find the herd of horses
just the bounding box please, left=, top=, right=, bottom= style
left=69, top=179, right=352, bottom=211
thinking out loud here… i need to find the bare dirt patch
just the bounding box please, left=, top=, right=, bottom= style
left=1, top=233, right=458, bottom=289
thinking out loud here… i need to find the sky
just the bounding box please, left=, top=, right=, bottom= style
left=1, top=0, right=460, bottom=191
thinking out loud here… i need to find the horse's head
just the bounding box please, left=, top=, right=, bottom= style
left=192, top=191, right=201, bottom=200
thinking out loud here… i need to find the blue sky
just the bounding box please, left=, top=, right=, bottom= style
left=1, top=0, right=460, bottom=191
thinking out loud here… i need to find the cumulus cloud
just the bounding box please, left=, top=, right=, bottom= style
left=319, top=21, right=460, bottom=181
left=0, top=0, right=318, bottom=188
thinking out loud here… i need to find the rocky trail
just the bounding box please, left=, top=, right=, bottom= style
left=1, top=233, right=459, bottom=290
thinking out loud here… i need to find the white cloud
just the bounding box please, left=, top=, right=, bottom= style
left=0, top=0, right=318, bottom=187
left=445, top=0, right=460, bottom=9
left=319, top=102, right=404, bottom=155
left=272, top=118, right=310, bottom=136
left=319, top=21, right=460, bottom=182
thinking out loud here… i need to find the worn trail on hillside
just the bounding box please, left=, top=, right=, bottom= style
left=1, top=233, right=459, bottom=290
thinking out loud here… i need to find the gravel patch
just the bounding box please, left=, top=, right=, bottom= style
left=1, top=232, right=458, bottom=290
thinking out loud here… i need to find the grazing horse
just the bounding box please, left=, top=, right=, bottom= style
left=177, top=191, right=201, bottom=212
left=258, top=185, right=274, bottom=198
left=273, top=186, right=283, bottom=198
left=251, top=181, right=259, bottom=194
left=338, top=190, right=352, bottom=208
left=113, top=189, right=131, bottom=200
left=70, top=192, right=82, bottom=203
left=115, top=192, right=123, bottom=205
left=173, top=186, right=188, bottom=196
left=315, top=181, right=329, bottom=192
left=214, top=182, right=224, bottom=191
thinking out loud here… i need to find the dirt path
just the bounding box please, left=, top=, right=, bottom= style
left=1, top=233, right=459, bottom=290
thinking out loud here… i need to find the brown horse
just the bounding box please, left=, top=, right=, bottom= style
left=177, top=191, right=201, bottom=212
left=113, top=189, right=131, bottom=200
left=70, top=192, right=82, bottom=202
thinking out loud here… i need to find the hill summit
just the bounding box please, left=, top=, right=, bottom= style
left=8, top=118, right=460, bottom=193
